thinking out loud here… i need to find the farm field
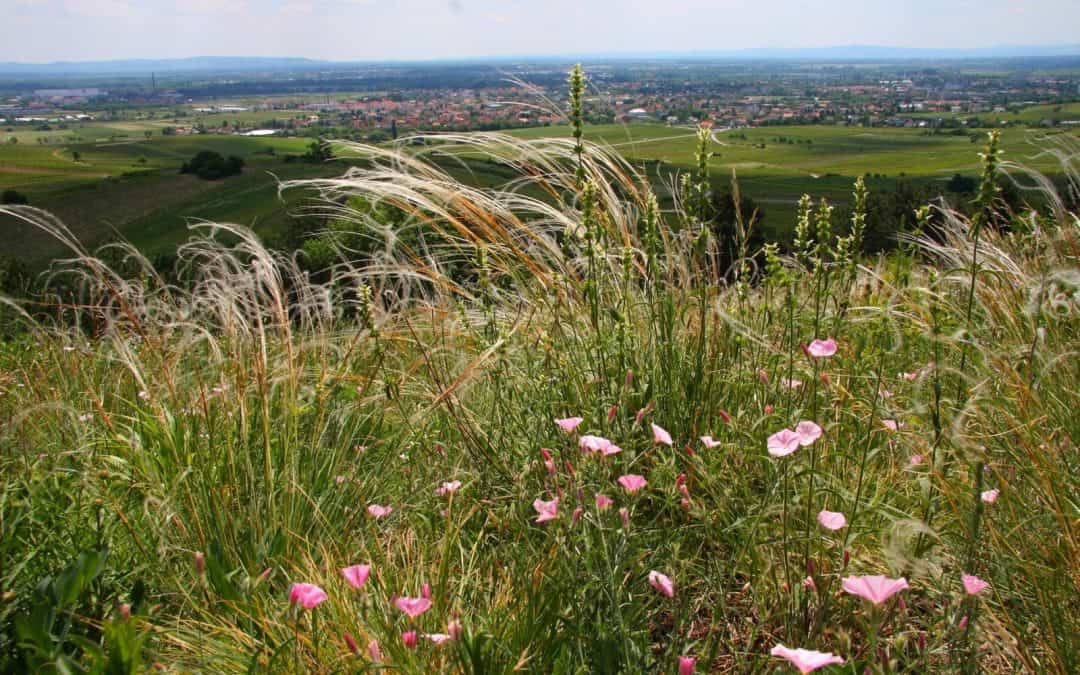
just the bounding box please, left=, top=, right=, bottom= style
left=3, top=111, right=1078, bottom=262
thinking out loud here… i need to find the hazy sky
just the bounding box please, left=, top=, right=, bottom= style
left=4, top=0, right=1079, bottom=62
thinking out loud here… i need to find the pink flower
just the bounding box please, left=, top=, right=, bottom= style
left=679, top=655, right=696, bottom=675
left=651, top=423, right=673, bottom=446
left=718, top=409, right=731, bottom=424
left=807, top=338, right=838, bottom=358
left=764, top=404, right=775, bottom=415
left=795, top=421, right=823, bottom=446
left=579, top=434, right=622, bottom=456
left=367, top=504, right=393, bottom=518
left=841, top=575, right=909, bottom=605
left=770, top=644, right=844, bottom=673
left=595, top=494, right=614, bottom=510
left=882, top=419, right=899, bottom=432
left=402, top=631, right=418, bottom=650
left=782, top=378, right=804, bottom=389
left=618, top=474, right=648, bottom=493
left=555, top=416, right=584, bottom=433
left=900, top=371, right=919, bottom=382
left=342, top=564, right=371, bottom=589
left=817, top=510, right=846, bottom=531
left=424, top=633, right=453, bottom=645
left=958, top=615, right=969, bottom=630
left=288, top=583, right=328, bottom=609
left=700, top=435, right=721, bottom=449
left=648, top=570, right=674, bottom=597
left=540, top=448, right=556, bottom=474
left=757, top=368, right=770, bottom=384
left=534, top=497, right=559, bottom=523
left=767, top=429, right=802, bottom=457
left=194, top=551, right=205, bottom=575
left=607, top=404, right=617, bottom=423
left=422, top=583, right=431, bottom=599
left=436, top=480, right=462, bottom=496
left=368, top=639, right=382, bottom=662
left=909, top=454, right=924, bottom=467
left=962, top=574, right=989, bottom=596
left=447, top=618, right=463, bottom=641
left=981, top=488, right=1000, bottom=504
left=394, top=596, right=433, bottom=618
left=803, top=576, right=816, bottom=590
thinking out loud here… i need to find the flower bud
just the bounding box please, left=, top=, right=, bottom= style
left=344, top=632, right=359, bottom=655
left=402, top=631, right=418, bottom=650
left=194, top=551, right=205, bottom=575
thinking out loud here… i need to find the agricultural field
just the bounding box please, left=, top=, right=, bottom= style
left=0, top=134, right=334, bottom=259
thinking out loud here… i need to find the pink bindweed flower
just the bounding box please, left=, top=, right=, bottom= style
left=540, top=448, right=556, bottom=474
left=981, top=488, right=1000, bottom=504
left=817, top=510, right=846, bottom=531
left=700, top=435, right=721, bottom=448
left=342, top=564, right=371, bottom=590
left=652, top=423, right=673, bottom=446
left=782, top=378, right=804, bottom=389
left=807, top=338, right=838, bottom=358
left=579, top=434, right=622, bottom=456
left=795, top=421, right=823, bottom=446
left=402, top=631, right=418, bottom=650
left=648, top=570, right=674, bottom=597
left=424, top=633, right=453, bottom=645
left=533, top=497, right=559, bottom=523
left=448, top=618, right=463, bottom=641
left=555, top=417, right=584, bottom=433
left=394, top=596, right=433, bottom=618
left=343, top=632, right=359, bottom=655
left=900, top=371, right=919, bottom=382
left=768, top=429, right=802, bottom=457
left=841, top=575, right=909, bottom=605
left=770, top=644, right=844, bottom=673
left=618, top=474, right=648, bottom=494
left=367, top=504, right=393, bottom=518
left=882, top=419, right=900, bottom=432
left=679, top=655, right=696, bottom=675
left=962, top=574, right=989, bottom=596
left=436, top=480, right=462, bottom=497
left=909, top=454, right=924, bottom=467
left=368, top=639, right=382, bottom=662
left=595, top=494, right=614, bottom=510
left=289, top=583, right=328, bottom=609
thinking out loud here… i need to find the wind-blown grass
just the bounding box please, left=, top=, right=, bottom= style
left=0, top=119, right=1077, bottom=673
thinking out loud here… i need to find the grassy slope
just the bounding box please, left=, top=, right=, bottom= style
left=0, top=132, right=1075, bottom=672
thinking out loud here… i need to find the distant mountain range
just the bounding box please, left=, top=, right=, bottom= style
left=2, top=45, right=1079, bottom=76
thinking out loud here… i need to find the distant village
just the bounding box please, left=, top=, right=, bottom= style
left=3, top=68, right=1078, bottom=136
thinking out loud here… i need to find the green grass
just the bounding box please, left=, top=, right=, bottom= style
left=0, top=130, right=1076, bottom=673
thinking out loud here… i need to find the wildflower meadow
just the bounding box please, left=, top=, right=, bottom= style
left=0, top=67, right=1077, bottom=673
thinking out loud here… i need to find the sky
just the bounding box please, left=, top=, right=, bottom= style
left=3, top=0, right=1080, bottom=63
